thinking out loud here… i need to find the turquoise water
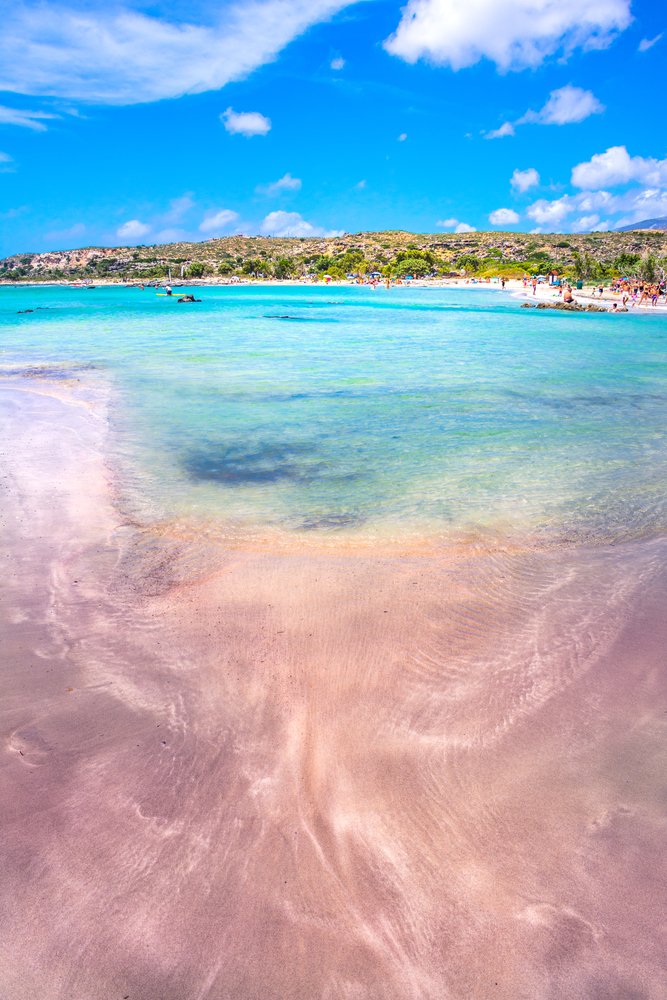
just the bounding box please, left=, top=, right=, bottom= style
left=2, top=283, right=667, bottom=543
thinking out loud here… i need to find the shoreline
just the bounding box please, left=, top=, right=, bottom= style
left=2, top=376, right=666, bottom=998
left=2, top=277, right=666, bottom=313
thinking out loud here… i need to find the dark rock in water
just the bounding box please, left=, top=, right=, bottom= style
left=183, top=441, right=321, bottom=485
left=17, top=309, right=34, bottom=314
left=534, top=300, right=608, bottom=313
left=299, top=512, right=363, bottom=531
left=3, top=362, right=97, bottom=380
left=520, top=303, right=535, bottom=308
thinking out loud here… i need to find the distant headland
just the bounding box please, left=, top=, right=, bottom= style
left=1, top=228, right=666, bottom=284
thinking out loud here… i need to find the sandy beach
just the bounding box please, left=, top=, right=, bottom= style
left=1, top=376, right=666, bottom=999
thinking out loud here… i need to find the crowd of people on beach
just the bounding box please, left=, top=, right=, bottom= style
left=529, top=274, right=667, bottom=310
left=606, top=278, right=667, bottom=308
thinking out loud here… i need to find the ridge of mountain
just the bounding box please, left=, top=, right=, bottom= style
left=615, top=217, right=667, bottom=232
left=2, top=229, right=666, bottom=281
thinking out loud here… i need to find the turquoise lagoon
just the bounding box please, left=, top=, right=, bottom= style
left=2, top=283, right=667, bottom=545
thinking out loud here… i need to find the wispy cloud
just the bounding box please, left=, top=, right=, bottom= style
left=154, top=228, right=189, bottom=244
left=0, top=105, right=59, bottom=131
left=199, top=208, right=240, bottom=234
left=256, top=173, right=302, bottom=196
left=638, top=34, right=663, bottom=52
left=518, top=85, right=604, bottom=125
left=0, top=206, right=27, bottom=221
left=330, top=56, right=345, bottom=70
left=161, top=194, right=196, bottom=224
left=486, top=122, right=514, bottom=140
left=44, top=222, right=86, bottom=244
left=486, top=86, right=604, bottom=139
left=0, top=0, right=359, bottom=105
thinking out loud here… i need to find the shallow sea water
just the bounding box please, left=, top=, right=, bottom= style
left=2, top=283, right=667, bottom=1000
left=2, top=282, right=667, bottom=545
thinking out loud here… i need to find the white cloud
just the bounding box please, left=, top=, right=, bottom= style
left=259, top=210, right=342, bottom=237
left=0, top=152, right=11, bottom=162
left=384, top=0, right=631, bottom=71
left=199, top=208, right=240, bottom=234
left=398, top=132, right=408, bottom=141
left=523, top=184, right=667, bottom=231
left=519, top=85, right=605, bottom=125
left=161, top=194, right=195, bottom=224
left=354, top=179, right=367, bottom=190
left=614, top=188, right=667, bottom=227
left=0, top=0, right=357, bottom=105
left=489, top=207, right=520, bottom=225
left=574, top=190, right=615, bottom=213
left=0, top=104, right=59, bottom=131
left=526, top=197, right=572, bottom=226
left=511, top=167, right=540, bottom=192
left=638, top=34, right=662, bottom=52
left=571, top=146, right=667, bottom=189
left=221, top=107, right=271, bottom=137
left=486, top=122, right=514, bottom=140
left=436, top=218, right=476, bottom=232
left=571, top=214, right=610, bottom=232
left=488, top=85, right=603, bottom=140
left=257, top=173, right=302, bottom=196
left=154, top=228, right=189, bottom=243
left=330, top=56, right=346, bottom=69
left=0, top=151, right=14, bottom=171
left=117, top=219, right=151, bottom=242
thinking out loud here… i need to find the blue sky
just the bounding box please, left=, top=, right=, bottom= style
left=0, top=0, right=665, bottom=255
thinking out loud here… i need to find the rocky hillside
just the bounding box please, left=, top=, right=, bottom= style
left=2, top=229, right=666, bottom=282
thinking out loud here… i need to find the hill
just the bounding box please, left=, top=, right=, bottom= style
left=615, top=217, right=667, bottom=232
left=1, top=229, right=666, bottom=283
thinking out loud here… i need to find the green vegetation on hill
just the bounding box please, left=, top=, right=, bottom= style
left=1, top=229, right=666, bottom=283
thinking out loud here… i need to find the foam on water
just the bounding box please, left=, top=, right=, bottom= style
left=2, top=283, right=667, bottom=545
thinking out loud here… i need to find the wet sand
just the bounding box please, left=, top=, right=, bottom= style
left=1, top=380, right=666, bottom=1000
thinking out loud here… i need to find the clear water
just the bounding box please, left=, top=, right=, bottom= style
left=2, top=283, right=667, bottom=543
